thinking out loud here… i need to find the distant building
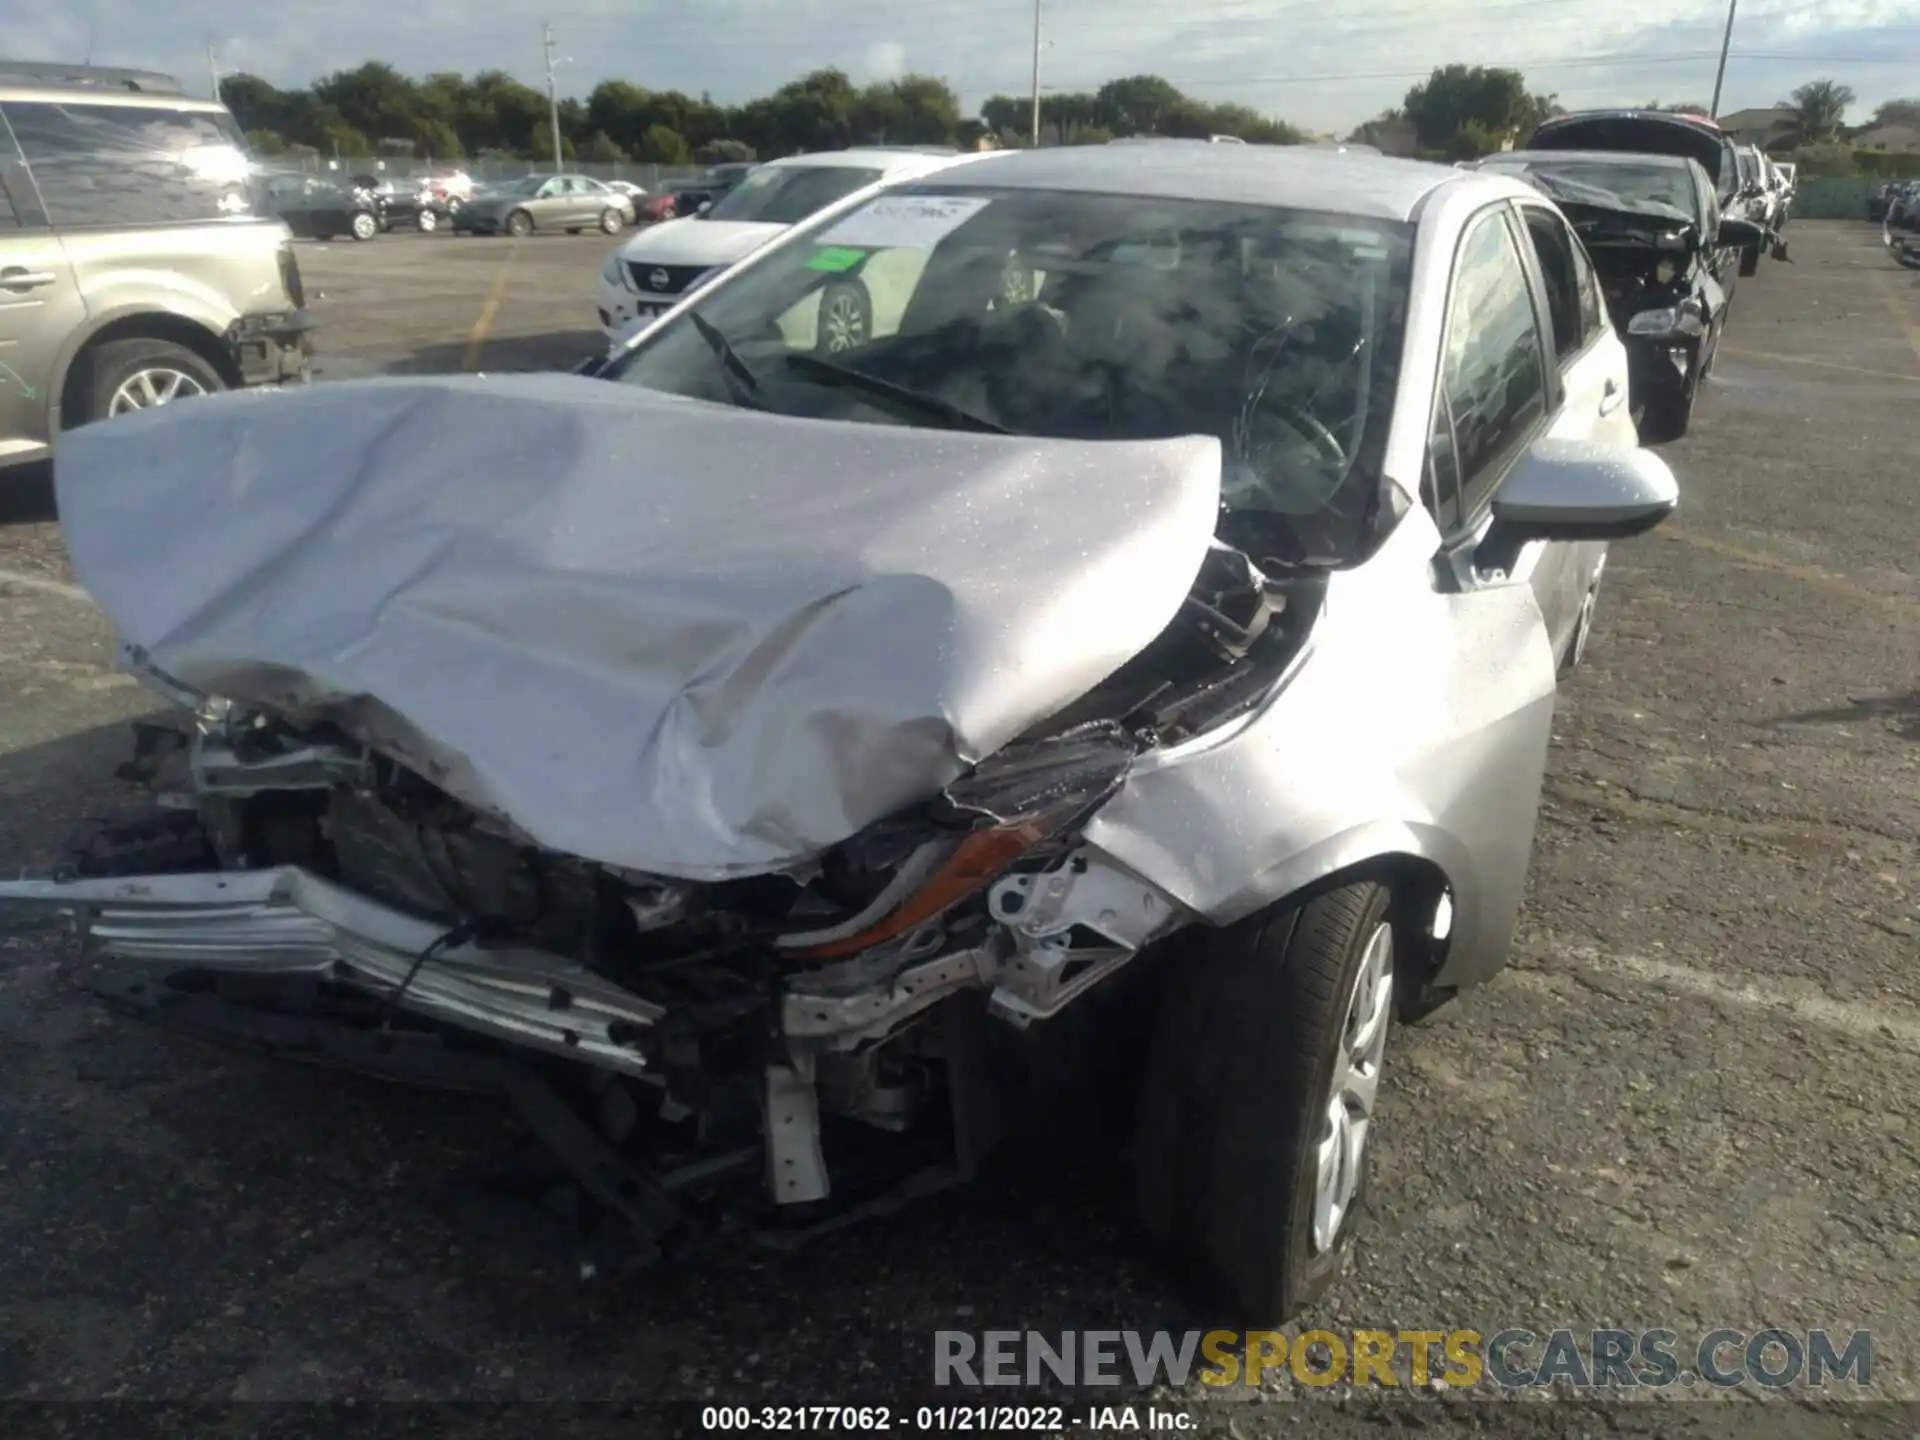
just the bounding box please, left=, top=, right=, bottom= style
left=1716, top=105, right=1794, bottom=148
left=1852, top=122, right=1920, bottom=154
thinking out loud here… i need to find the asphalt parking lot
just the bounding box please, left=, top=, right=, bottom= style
left=0, top=221, right=1916, bottom=1432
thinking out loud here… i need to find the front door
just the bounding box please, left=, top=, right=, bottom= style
left=0, top=143, right=83, bottom=465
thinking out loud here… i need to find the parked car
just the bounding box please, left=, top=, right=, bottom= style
left=1888, top=184, right=1920, bottom=269
left=1527, top=109, right=1766, bottom=273
left=451, top=173, right=635, bottom=236
left=1470, top=150, right=1767, bottom=443
left=7, top=142, right=1679, bottom=1325
left=258, top=172, right=382, bottom=241
left=0, top=62, right=313, bottom=472
left=1730, top=144, right=1786, bottom=266
left=349, top=174, right=459, bottom=233
left=596, top=148, right=974, bottom=340
left=1868, top=181, right=1902, bottom=222
left=647, top=160, right=759, bottom=221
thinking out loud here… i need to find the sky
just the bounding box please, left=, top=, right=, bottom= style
left=4, top=0, right=1916, bottom=136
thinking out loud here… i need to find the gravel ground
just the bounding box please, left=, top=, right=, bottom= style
left=0, top=222, right=1916, bottom=1437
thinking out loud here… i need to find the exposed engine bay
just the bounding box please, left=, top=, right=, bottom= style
left=26, top=542, right=1324, bottom=1259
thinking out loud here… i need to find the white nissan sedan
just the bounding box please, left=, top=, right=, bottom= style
left=595, top=147, right=977, bottom=342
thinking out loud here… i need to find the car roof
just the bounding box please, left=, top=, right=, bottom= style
left=763, top=148, right=961, bottom=175
left=901, top=142, right=1482, bottom=222
left=1486, top=148, right=1697, bottom=171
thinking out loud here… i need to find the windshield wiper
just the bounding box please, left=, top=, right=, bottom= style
left=779, top=353, right=1008, bottom=434
left=686, top=309, right=768, bottom=410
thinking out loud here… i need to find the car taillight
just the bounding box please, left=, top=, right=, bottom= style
left=278, top=241, right=305, bottom=309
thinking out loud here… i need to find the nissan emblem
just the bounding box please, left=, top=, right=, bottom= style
left=649, top=268, right=670, bottom=290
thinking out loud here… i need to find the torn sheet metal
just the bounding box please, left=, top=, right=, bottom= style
left=54, top=374, right=1221, bottom=878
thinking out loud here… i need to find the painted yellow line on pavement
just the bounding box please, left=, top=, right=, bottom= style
left=462, top=241, right=522, bottom=371
left=1659, top=529, right=1915, bottom=617
left=1717, top=346, right=1920, bottom=384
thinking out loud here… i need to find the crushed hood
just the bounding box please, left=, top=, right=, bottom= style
left=55, top=375, right=1221, bottom=879
left=1515, top=172, right=1697, bottom=234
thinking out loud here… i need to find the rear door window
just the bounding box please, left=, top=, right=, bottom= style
left=4, top=100, right=253, bottom=228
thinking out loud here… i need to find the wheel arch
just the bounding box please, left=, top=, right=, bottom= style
left=55, top=311, right=241, bottom=432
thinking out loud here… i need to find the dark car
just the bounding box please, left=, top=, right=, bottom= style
left=259, top=173, right=381, bottom=242
left=1868, top=182, right=1902, bottom=222
left=1472, top=149, right=1767, bottom=444
left=349, top=174, right=458, bottom=233
left=654, top=161, right=759, bottom=220
left=1526, top=110, right=1778, bottom=277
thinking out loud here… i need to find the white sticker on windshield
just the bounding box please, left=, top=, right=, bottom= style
left=815, top=195, right=991, bottom=249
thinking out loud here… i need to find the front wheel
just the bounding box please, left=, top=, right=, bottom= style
left=1637, top=381, right=1696, bottom=446
left=506, top=209, right=534, bottom=238
left=72, top=338, right=226, bottom=427
left=1134, top=880, right=1399, bottom=1324
left=599, top=208, right=624, bottom=235
left=350, top=211, right=378, bottom=242
left=417, top=208, right=439, bottom=233
left=816, top=280, right=872, bottom=355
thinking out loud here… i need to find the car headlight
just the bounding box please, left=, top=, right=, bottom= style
left=772, top=723, right=1135, bottom=961
left=602, top=252, right=636, bottom=292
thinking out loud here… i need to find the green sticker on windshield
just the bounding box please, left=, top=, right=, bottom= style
left=807, top=245, right=868, bottom=272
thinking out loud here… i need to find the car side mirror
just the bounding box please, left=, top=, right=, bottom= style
left=1482, top=439, right=1678, bottom=559
left=1718, top=217, right=1766, bottom=248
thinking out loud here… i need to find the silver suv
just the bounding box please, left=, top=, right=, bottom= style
left=0, top=62, right=312, bottom=471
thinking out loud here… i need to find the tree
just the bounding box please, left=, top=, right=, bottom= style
left=1402, top=65, right=1529, bottom=151
left=635, top=124, right=691, bottom=165
left=695, top=138, right=756, bottom=164
left=583, top=130, right=627, bottom=163
left=1782, top=79, right=1855, bottom=146
left=1868, top=97, right=1920, bottom=130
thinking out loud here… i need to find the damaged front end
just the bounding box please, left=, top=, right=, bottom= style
left=1566, top=206, right=1720, bottom=413
left=1, top=546, right=1323, bottom=1258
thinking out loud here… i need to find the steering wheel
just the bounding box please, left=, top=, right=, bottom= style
left=1258, top=401, right=1347, bottom=469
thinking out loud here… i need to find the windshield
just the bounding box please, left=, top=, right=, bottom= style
left=1483, top=157, right=1696, bottom=215
left=605, top=184, right=1413, bottom=565
left=705, top=165, right=886, bottom=225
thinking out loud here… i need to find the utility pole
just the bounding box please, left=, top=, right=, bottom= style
left=1708, top=0, right=1738, bottom=119
left=543, top=22, right=564, bottom=174
left=1028, top=0, right=1043, bottom=147
left=206, top=41, right=221, bottom=103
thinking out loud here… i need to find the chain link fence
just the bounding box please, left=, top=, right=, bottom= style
left=266, top=154, right=711, bottom=189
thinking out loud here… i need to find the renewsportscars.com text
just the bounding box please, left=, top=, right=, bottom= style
left=933, top=1328, right=1874, bottom=1390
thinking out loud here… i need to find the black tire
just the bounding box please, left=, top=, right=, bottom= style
left=1133, top=880, right=1399, bottom=1324
left=1559, top=579, right=1600, bottom=678
left=599, top=208, right=624, bottom=235
left=70, top=337, right=227, bottom=428
left=1636, top=384, right=1695, bottom=446
left=815, top=280, right=873, bottom=355
left=417, top=209, right=439, bottom=233
left=566, top=227, right=582, bottom=235
left=506, top=209, right=534, bottom=238
left=1738, top=243, right=1760, bottom=277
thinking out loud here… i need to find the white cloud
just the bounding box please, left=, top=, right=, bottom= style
left=18, top=0, right=1918, bottom=134
left=861, top=40, right=908, bottom=83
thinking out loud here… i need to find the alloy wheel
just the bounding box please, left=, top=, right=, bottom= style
left=1310, top=921, right=1393, bottom=1254
left=107, top=368, right=208, bottom=416
left=351, top=212, right=377, bottom=240
left=821, top=289, right=868, bottom=354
